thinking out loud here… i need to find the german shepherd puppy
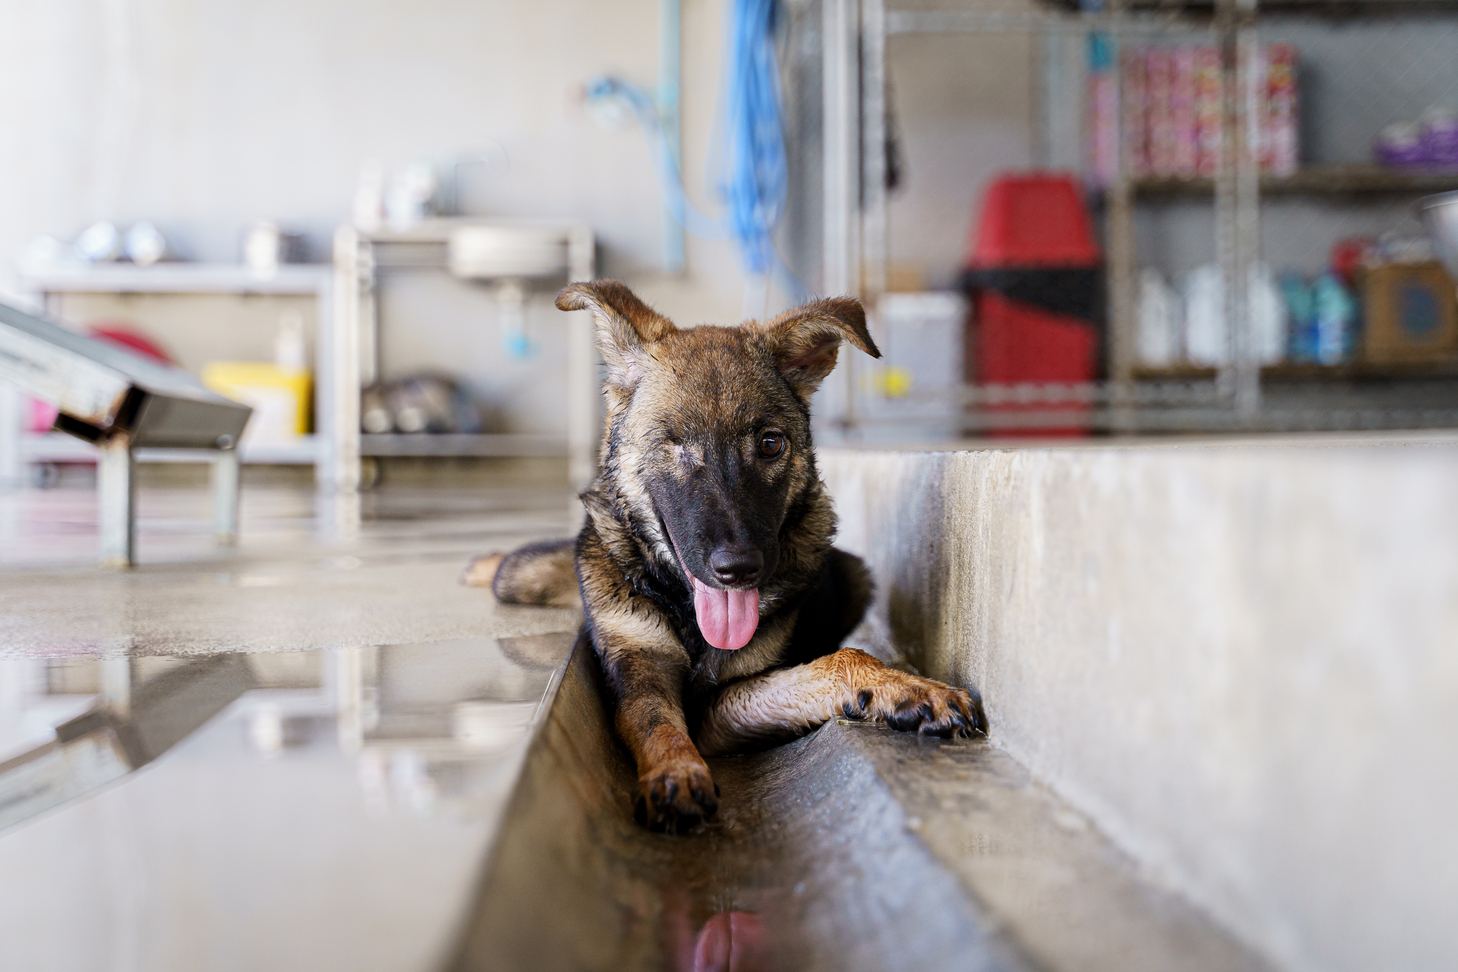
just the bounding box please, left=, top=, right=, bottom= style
left=469, top=281, right=984, bottom=834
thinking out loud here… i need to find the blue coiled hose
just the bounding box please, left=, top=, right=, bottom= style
left=586, top=0, right=801, bottom=295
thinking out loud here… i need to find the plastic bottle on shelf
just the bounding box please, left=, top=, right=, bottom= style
left=275, top=310, right=308, bottom=372
left=1311, top=272, right=1358, bottom=365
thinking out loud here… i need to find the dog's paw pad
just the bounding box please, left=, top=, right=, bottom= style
left=637, top=763, right=719, bottom=834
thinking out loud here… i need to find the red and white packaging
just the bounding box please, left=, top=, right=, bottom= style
left=1170, top=46, right=1198, bottom=176
left=1120, top=47, right=1150, bottom=179
left=1146, top=48, right=1175, bottom=176
left=1194, top=45, right=1223, bottom=176
left=1261, top=42, right=1299, bottom=176
left=1086, top=41, right=1299, bottom=184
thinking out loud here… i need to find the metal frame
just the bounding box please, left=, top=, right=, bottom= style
left=824, top=0, right=864, bottom=430
left=332, top=219, right=599, bottom=491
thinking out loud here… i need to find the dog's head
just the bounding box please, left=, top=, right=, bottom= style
left=558, top=280, right=879, bottom=651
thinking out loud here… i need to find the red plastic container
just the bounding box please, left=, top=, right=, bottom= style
left=964, top=174, right=1102, bottom=437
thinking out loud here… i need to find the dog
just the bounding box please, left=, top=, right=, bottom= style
left=467, top=281, right=984, bottom=833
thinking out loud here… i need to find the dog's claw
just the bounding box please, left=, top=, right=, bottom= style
left=863, top=675, right=986, bottom=740
left=636, top=763, right=719, bottom=834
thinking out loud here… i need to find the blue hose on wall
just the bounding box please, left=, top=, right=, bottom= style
left=585, top=0, right=802, bottom=296
left=719, top=0, right=788, bottom=279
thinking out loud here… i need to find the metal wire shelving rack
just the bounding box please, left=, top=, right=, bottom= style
left=821, top=0, right=1458, bottom=436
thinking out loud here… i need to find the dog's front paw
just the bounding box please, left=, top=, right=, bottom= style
left=633, top=761, right=720, bottom=834
left=846, top=674, right=986, bottom=739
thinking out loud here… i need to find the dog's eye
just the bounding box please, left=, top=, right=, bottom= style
left=758, top=431, right=786, bottom=458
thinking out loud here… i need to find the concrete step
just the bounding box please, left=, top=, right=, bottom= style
left=821, top=432, right=1458, bottom=972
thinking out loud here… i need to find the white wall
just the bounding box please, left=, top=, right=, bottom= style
left=0, top=0, right=773, bottom=433
left=0, top=0, right=1039, bottom=432
left=0, top=0, right=745, bottom=303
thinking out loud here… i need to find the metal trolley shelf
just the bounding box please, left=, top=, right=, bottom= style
left=332, top=219, right=596, bottom=490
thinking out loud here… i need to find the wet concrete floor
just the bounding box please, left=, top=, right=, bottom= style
left=0, top=482, right=1267, bottom=971
left=0, top=482, right=583, bottom=970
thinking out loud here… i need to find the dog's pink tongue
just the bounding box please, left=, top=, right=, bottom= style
left=691, top=578, right=760, bottom=651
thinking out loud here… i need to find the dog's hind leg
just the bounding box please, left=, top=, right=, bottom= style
left=464, top=538, right=581, bottom=607
left=695, top=648, right=986, bottom=757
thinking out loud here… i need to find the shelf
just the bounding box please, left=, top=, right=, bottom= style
left=1132, top=360, right=1458, bottom=380
left=1036, top=0, right=1458, bottom=18
left=18, top=263, right=331, bottom=295
left=360, top=433, right=568, bottom=458
left=1112, top=164, right=1458, bottom=198
left=20, top=431, right=322, bottom=464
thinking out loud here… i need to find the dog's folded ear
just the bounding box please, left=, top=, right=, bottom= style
left=557, top=281, right=677, bottom=388
left=758, top=297, right=880, bottom=398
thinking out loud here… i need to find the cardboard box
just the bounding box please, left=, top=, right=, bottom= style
left=1360, top=262, right=1458, bottom=365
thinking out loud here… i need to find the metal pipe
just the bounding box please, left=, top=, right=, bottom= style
left=567, top=226, right=598, bottom=493
left=329, top=224, right=364, bottom=494
left=212, top=448, right=241, bottom=545
left=659, top=0, right=686, bottom=273
left=98, top=434, right=136, bottom=567
left=823, top=0, right=861, bottom=434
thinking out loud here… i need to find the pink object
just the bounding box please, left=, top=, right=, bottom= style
left=692, top=578, right=760, bottom=651
left=28, top=398, right=59, bottom=433
left=1171, top=46, right=1198, bottom=176
left=692, top=912, right=767, bottom=972
left=1194, top=46, right=1223, bottom=176
left=1088, top=63, right=1118, bottom=187
left=1261, top=43, right=1300, bottom=176
left=87, top=323, right=174, bottom=364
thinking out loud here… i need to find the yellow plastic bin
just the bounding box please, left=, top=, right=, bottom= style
left=201, top=362, right=312, bottom=445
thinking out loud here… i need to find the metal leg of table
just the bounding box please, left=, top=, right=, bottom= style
left=212, top=448, right=241, bottom=545
left=98, top=436, right=136, bottom=568
left=0, top=382, right=21, bottom=488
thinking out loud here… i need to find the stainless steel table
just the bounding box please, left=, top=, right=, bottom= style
left=0, top=300, right=251, bottom=566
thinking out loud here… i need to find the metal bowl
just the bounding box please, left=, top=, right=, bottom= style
left=1417, top=190, right=1458, bottom=279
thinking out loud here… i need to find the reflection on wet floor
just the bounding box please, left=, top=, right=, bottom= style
left=0, top=634, right=576, bottom=972
left=0, top=482, right=586, bottom=971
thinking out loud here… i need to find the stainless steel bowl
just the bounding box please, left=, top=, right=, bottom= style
left=1417, top=190, right=1458, bottom=279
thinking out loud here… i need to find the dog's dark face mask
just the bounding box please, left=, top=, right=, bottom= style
left=557, top=282, right=880, bottom=651
left=642, top=394, right=798, bottom=651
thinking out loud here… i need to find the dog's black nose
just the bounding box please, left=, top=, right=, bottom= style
left=709, top=547, right=763, bottom=586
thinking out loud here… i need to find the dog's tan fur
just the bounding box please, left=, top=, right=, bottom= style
left=482, top=281, right=984, bottom=833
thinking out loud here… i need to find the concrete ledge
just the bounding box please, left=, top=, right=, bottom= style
left=822, top=434, right=1458, bottom=972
